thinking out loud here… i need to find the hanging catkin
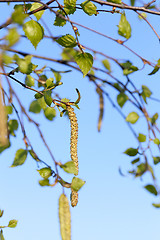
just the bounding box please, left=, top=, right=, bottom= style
left=59, top=194, right=71, bottom=240
left=71, top=189, right=78, bottom=207
left=67, top=105, right=79, bottom=175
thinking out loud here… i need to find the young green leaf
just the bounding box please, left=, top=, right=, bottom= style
left=64, top=0, right=76, bottom=14
left=46, top=78, right=54, bottom=88
left=39, top=179, right=50, bottom=186
left=60, top=161, right=77, bottom=174
left=29, top=100, right=41, bottom=113
left=56, top=34, right=77, bottom=48
left=37, top=167, right=52, bottom=179
left=131, top=158, right=140, bottom=164
left=12, top=5, right=28, bottom=24
left=120, top=61, right=138, bottom=75
left=80, top=1, right=97, bottom=16
left=151, top=113, right=158, bottom=124
left=44, top=107, right=56, bottom=121
left=16, top=55, right=33, bottom=74
left=144, top=184, right=157, bottom=196
left=124, top=148, right=138, bottom=156
left=8, top=219, right=18, bottom=228
left=138, top=13, right=147, bottom=20
left=138, top=133, right=146, bottom=142
left=59, top=194, right=71, bottom=240
left=118, top=13, right=131, bottom=39
left=153, top=156, right=160, bottom=165
left=6, top=28, right=20, bottom=47
left=30, top=3, right=44, bottom=21
left=108, top=0, right=121, bottom=3
left=25, top=75, right=35, bottom=87
left=44, top=92, right=53, bottom=106
left=11, top=149, right=28, bottom=167
left=136, top=163, right=146, bottom=177
left=71, top=177, right=85, bottom=192
left=126, top=112, right=139, bottom=124
left=117, top=92, right=128, bottom=108
left=54, top=10, right=66, bottom=27
left=102, top=59, right=111, bottom=72
left=152, top=203, right=160, bottom=208
left=130, top=0, right=135, bottom=5
left=34, top=93, right=43, bottom=99
left=0, top=230, right=4, bottom=240
left=75, top=52, right=93, bottom=77
left=23, top=20, right=44, bottom=49
left=141, top=85, right=152, bottom=103
left=153, top=138, right=160, bottom=145
left=8, top=119, right=18, bottom=136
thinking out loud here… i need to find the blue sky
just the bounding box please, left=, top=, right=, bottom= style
left=0, top=1, right=160, bottom=240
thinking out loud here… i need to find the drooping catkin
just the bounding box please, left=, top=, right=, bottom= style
left=96, top=87, right=104, bottom=132
left=59, top=194, right=71, bottom=240
left=67, top=105, right=79, bottom=175
left=0, top=76, right=8, bottom=146
left=71, top=189, right=78, bottom=207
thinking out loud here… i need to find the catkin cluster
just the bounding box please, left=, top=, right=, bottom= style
left=67, top=105, right=79, bottom=175
left=71, top=189, right=78, bottom=207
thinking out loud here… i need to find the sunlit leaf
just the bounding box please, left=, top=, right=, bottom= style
left=71, top=177, right=85, bottom=192
left=29, top=100, right=41, bottom=113
left=102, top=59, right=111, bottom=72
left=117, top=92, right=128, bottom=108
left=12, top=5, right=28, bottom=24
left=23, top=20, right=44, bottom=49
left=60, top=161, right=77, bottom=174
left=39, top=179, right=50, bottom=186
left=81, top=1, right=97, bottom=16
left=138, top=133, right=146, bottom=142
left=56, top=34, right=77, bottom=48
left=25, top=75, right=35, bottom=87
left=37, top=167, right=52, bottom=179
left=30, top=3, right=44, bottom=21
left=54, top=10, right=66, bottom=26
left=126, top=112, right=139, bottom=124
left=108, top=0, right=121, bottom=3
left=44, top=92, right=53, bottom=107
left=8, top=219, right=18, bottom=228
left=11, top=149, right=28, bottom=167
left=118, top=13, right=131, bottom=39
left=44, top=107, right=56, bottom=121
left=64, top=0, right=76, bottom=14
left=75, top=52, right=93, bottom=77
left=6, top=28, right=20, bottom=46
left=8, top=119, right=18, bottom=136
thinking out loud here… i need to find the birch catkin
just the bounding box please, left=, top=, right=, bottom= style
left=59, top=194, right=71, bottom=240
left=0, top=76, right=8, bottom=146
left=67, top=105, right=79, bottom=175
left=71, top=189, right=78, bottom=207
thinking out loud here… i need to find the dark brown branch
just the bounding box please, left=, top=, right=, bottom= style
left=91, top=0, right=160, bottom=16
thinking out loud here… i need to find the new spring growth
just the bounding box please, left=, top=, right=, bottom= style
left=67, top=105, right=79, bottom=175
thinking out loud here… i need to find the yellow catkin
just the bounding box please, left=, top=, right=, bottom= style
left=0, top=76, right=8, bottom=146
left=59, top=194, right=71, bottom=240
left=96, top=87, right=104, bottom=132
left=67, top=105, right=79, bottom=175
left=71, top=189, right=78, bottom=207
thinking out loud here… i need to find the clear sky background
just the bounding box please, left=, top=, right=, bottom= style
left=1, top=1, right=160, bottom=240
